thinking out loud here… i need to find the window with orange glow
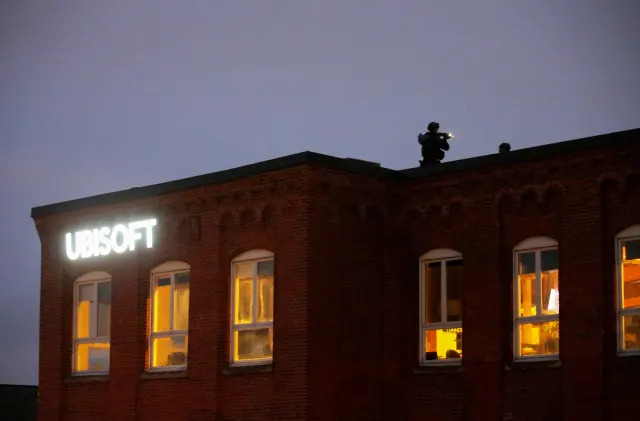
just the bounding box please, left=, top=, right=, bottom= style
left=73, top=272, right=111, bottom=374
left=149, top=262, right=190, bottom=370
left=231, top=250, right=274, bottom=365
left=420, top=249, right=463, bottom=364
left=514, top=238, right=559, bottom=359
left=617, top=226, right=640, bottom=354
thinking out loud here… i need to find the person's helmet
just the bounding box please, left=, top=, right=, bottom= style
left=427, top=122, right=439, bottom=132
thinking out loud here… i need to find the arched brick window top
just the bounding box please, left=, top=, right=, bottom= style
left=232, top=249, right=274, bottom=263
left=420, top=248, right=462, bottom=261
left=618, top=225, right=640, bottom=240
left=514, top=236, right=558, bottom=252
left=151, top=260, right=190, bottom=274
left=76, top=271, right=111, bottom=283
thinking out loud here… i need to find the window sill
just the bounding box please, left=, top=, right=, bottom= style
left=618, top=351, right=640, bottom=358
left=505, top=358, right=561, bottom=371
left=222, top=363, right=273, bottom=376
left=140, top=369, right=187, bottom=380
left=414, top=363, right=463, bottom=374
left=66, top=374, right=109, bottom=383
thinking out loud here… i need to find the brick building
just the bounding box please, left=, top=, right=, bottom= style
left=32, top=128, right=640, bottom=421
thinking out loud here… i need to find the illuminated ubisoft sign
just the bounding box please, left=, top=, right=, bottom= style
left=65, top=218, right=157, bottom=260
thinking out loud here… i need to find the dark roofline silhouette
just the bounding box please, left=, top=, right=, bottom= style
left=31, top=128, right=640, bottom=218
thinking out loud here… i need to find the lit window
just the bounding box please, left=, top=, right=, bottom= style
left=514, top=237, right=559, bottom=359
left=73, top=272, right=111, bottom=374
left=617, top=225, right=640, bottom=354
left=149, top=261, right=190, bottom=370
left=231, top=250, right=274, bottom=365
left=420, top=249, right=463, bottom=364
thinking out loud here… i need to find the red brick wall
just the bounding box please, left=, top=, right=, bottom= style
left=35, top=139, right=640, bottom=421
left=36, top=167, right=311, bottom=420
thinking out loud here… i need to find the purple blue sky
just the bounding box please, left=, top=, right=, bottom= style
left=1, top=1, right=638, bottom=385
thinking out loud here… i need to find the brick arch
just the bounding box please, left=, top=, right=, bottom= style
left=624, top=173, right=640, bottom=196
left=219, top=211, right=234, bottom=231
left=261, top=203, right=277, bottom=227
left=598, top=174, right=621, bottom=198
left=519, top=187, right=539, bottom=215
left=240, top=208, right=256, bottom=226
left=496, top=190, right=517, bottom=215
left=542, top=182, right=565, bottom=209
left=364, top=204, right=385, bottom=222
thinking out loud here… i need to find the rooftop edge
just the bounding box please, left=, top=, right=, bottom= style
left=31, top=128, right=640, bottom=218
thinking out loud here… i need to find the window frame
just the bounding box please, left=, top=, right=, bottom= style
left=230, top=249, right=275, bottom=367
left=616, top=225, right=640, bottom=356
left=419, top=248, right=463, bottom=366
left=148, top=261, right=190, bottom=372
left=513, top=237, right=559, bottom=361
left=72, top=271, right=112, bottom=376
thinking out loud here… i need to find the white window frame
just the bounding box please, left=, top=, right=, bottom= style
left=419, top=248, right=463, bottom=366
left=72, top=271, right=112, bottom=375
left=513, top=237, right=559, bottom=361
left=149, top=261, right=190, bottom=371
left=616, top=225, right=640, bottom=356
left=230, top=249, right=274, bottom=367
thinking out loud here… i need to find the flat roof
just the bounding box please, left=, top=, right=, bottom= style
left=31, top=128, right=639, bottom=218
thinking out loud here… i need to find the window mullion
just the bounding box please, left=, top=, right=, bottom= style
left=419, top=260, right=425, bottom=362
left=252, top=262, right=258, bottom=324
left=150, top=274, right=155, bottom=368
left=90, top=281, right=97, bottom=338
left=515, top=253, right=520, bottom=317
left=441, top=260, right=447, bottom=323
left=619, top=240, right=624, bottom=312
left=231, top=264, right=236, bottom=330
left=170, top=273, right=175, bottom=333
left=535, top=250, right=542, bottom=317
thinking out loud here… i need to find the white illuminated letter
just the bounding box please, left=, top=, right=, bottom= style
left=65, top=217, right=157, bottom=260
left=79, top=231, right=93, bottom=259
left=92, top=229, right=100, bottom=257
left=128, top=221, right=143, bottom=251
left=98, top=227, right=111, bottom=256
left=110, top=224, right=129, bottom=253
left=65, top=233, right=80, bottom=260
left=143, top=218, right=157, bottom=248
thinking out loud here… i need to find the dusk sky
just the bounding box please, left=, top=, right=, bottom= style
left=1, top=1, right=638, bottom=385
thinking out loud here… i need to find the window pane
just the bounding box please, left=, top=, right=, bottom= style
left=424, top=261, right=442, bottom=323
left=234, top=328, right=273, bottom=361
left=518, top=252, right=537, bottom=317
left=424, top=327, right=462, bottom=361
left=622, top=314, right=640, bottom=351
left=153, top=277, right=171, bottom=332
left=76, top=342, right=110, bottom=372
left=97, top=282, right=111, bottom=337
left=77, top=284, right=93, bottom=339
left=235, top=263, right=253, bottom=324
left=541, top=249, right=558, bottom=272
left=152, top=335, right=188, bottom=368
left=173, top=272, right=190, bottom=331
left=541, top=268, right=559, bottom=316
left=518, top=320, right=559, bottom=356
left=518, top=252, right=536, bottom=274
left=257, top=260, right=274, bottom=322
left=446, top=260, right=463, bottom=322
left=624, top=239, right=640, bottom=260
left=622, top=240, right=640, bottom=309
